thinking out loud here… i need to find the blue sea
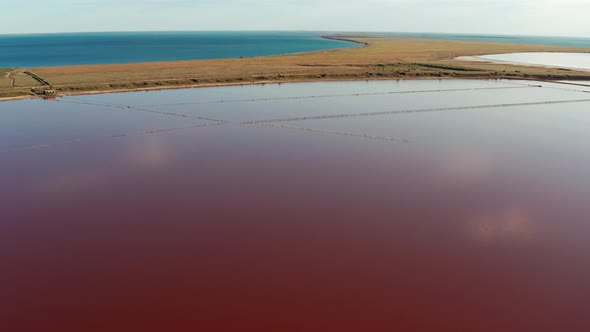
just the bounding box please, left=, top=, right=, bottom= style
left=0, top=31, right=356, bottom=68
left=1, top=31, right=590, bottom=68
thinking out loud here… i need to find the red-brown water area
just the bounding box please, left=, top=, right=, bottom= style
left=1, top=80, right=590, bottom=331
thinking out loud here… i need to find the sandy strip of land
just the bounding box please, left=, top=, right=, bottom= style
left=2, top=37, right=590, bottom=101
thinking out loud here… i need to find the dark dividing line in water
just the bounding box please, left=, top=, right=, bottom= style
left=497, top=81, right=543, bottom=87
left=61, top=98, right=133, bottom=109
left=135, top=86, right=534, bottom=107
left=258, top=123, right=408, bottom=143
left=53, top=85, right=534, bottom=124
left=503, top=80, right=590, bottom=93
left=132, top=107, right=228, bottom=123
left=537, top=84, right=590, bottom=94
left=551, top=81, right=590, bottom=88
left=0, top=139, right=81, bottom=154
left=111, top=122, right=225, bottom=138
left=0, top=123, right=225, bottom=155
left=543, top=87, right=590, bottom=94
left=54, top=99, right=228, bottom=123
left=244, top=98, right=590, bottom=124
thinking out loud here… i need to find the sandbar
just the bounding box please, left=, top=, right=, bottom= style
left=2, top=36, right=590, bottom=101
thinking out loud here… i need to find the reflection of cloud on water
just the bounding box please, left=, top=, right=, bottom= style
left=439, top=150, right=494, bottom=185
left=37, top=170, right=108, bottom=196
left=36, top=140, right=170, bottom=196
left=467, top=206, right=537, bottom=244
left=435, top=150, right=539, bottom=245
left=125, top=140, right=170, bottom=170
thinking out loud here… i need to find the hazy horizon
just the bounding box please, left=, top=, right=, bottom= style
left=1, top=30, right=589, bottom=39
left=2, top=0, right=590, bottom=37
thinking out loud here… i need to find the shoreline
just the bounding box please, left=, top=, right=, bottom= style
left=456, top=55, right=590, bottom=73
left=3, top=37, right=590, bottom=102
left=4, top=75, right=589, bottom=103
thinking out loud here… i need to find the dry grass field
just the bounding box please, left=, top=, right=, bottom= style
left=0, top=69, right=46, bottom=98
left=2, top=37, right=590, bottom=100
left=0, top=69, right=11, bottom=87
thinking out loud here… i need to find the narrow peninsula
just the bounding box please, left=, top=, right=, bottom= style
left=2, top=36, right=590, bottom=101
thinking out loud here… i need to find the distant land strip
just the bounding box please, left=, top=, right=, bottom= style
left=2, top=36, right=590, bottom=101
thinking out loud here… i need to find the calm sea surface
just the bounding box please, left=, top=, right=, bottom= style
left=1, top=80, right=590, bottom=331
left=2, top=31, right=590, bottom=68
left=0, top=31, right=356, bottom=67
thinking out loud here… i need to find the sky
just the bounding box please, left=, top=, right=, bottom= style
left=2, top=0, right=589, bottom=37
